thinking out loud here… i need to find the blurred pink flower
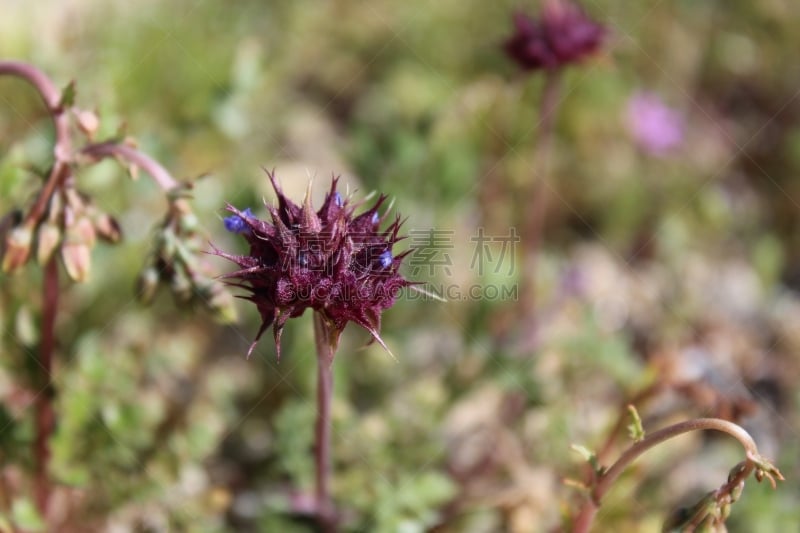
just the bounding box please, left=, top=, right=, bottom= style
left=626, top=92, right=684, bottom=157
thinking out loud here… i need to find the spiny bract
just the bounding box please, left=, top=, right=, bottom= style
left=213, top=171, right=413, bottom=360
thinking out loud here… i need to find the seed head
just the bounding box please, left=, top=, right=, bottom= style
left=214, top=171, right=413, bottom=359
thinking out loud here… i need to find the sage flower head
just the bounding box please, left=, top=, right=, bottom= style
left=214, top=171, right=412, bottom=359
left=504, top=0, right=605, bottom=72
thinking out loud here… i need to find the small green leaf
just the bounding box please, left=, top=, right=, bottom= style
left=571, top=444, right=601, bottom=474
left=58, top=80, right=76, bottom=109
left=626, top=404, right=645, bottom=443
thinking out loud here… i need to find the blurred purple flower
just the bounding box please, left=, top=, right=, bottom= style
left=626, top=92, right=685, bottom=157
left=504, top=0, right=605, bottom=72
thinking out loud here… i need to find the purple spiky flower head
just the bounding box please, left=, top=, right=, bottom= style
left=213, top=171, right=413, bottom=360
left=504, top=0, right=605, bottom=72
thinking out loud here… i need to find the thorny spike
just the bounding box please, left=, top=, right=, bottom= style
left=247, top=318, right=272, bottom=360
left=301, top=180, right=322, bottom=233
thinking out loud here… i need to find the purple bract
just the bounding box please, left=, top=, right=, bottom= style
left=504, top=0, right=605, bottom=72
left=213, top=171, right=413, bottom=359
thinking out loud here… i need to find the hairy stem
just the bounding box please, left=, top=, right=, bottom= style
left=572, top=418, right=759, bottom=533
left=35, top=256, right=59, bottom=515
left=519, top=70, right=561, bottom=347
left=313, top=313, right=339, bottom=532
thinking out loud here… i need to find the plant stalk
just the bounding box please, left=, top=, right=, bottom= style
left=80, top=141, right=182, bottom=193
left=519, top=70, right=561, bottom=348
left=0, top=61, right=73, bottom=224
left=0, top=61, right=187, bottom=215
left=313, top=312, right=339, bottom=532
left=35, top=256, right=59, bottom=515
left=572, top=418, right=759, bottom=533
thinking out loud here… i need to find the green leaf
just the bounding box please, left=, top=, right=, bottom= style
left=626, top=404, right=645, bottom=443
left=571, top=444, right=602, bottom=475
left=59, top=80, right=76, bottom=109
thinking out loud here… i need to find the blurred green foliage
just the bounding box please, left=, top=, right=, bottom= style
left=2, top=0, right=800, bottom=531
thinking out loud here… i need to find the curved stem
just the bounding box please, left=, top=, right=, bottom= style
left=81, top=141, right=190, bottom=215
left=591, top=383, right=664, bottom=476
left=572, top=418, right=758, bottom=533
left=0, top=61, right=73, bottom=223
left=0, top=61, right=61, bottom=106
left=80, top=142, right=181, bottom=192
left=0, top=61, right=185, bottom=213
left=313, top=313, right=340, bottom=532
left=35, top=256, right=59, bottom=516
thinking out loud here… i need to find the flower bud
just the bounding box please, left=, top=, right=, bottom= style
left=47, top=191, right=63, bottom=223
left=170, top=268, right=193, bottom=302
left=72, top=216, right=97, bottom=247
left=730, top=481, right=744, bottom=503
left=128, top=163, right=139, bottom=181
left=179, top=212, right=199, bottom=234
left=64, top=187, right=86, bottom=213
left=2, top=223, right=34, bottom=274
left=75, top=109, right=100, bottom=140
left=61, top=242, right=91, bottom=282
left=36, top=222, right=62, bottom=265
left=159, top=230, right=177, bottom=260
left=92, top=212, right=122, bottom=243
left=720, top=501, right=731, bottom=521
left=136, top=267, right=160, bottom=304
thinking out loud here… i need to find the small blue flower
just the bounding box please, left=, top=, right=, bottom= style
left=224, top=207, right=254, bottom=234
left=371, top=211, right=380, bottom=226
left=377, top=250, right=393, bottom=269
left=333, top=191, right=343, bottom=207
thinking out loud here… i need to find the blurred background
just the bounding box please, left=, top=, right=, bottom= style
left=1, top=0, right=799, bottom=531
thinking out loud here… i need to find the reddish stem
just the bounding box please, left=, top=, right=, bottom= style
left=0, top=61, right=73, bottom=223
left=35, top=256, right=59, bottom=515
left=0, top=60, right=192, bottom=520
left=519, top=70, right=561, bottom=347
left=572, top=418, right=759, bottom=533
left=81, top=141, right=191, bottom=216
left=313, top=313, right=339, bottom=532
left=0, top=61, right=186, bottom=214
left=80, top=142, right=181, bottom=192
